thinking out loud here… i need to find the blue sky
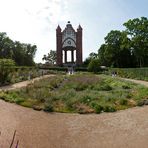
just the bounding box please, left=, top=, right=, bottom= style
left=0, top=0, right=148, bottom=63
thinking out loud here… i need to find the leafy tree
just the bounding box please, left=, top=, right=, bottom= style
left=88, top=59, right=101, bottom=73
left=98, top=30, right=132, bottom=67
left=0, top=32, right=37, bottom=66
left=83, top=52, right=98, bottom=67
left=12, top=41, right=25, bottom=66
left=0, top=32, right=14, bottom=59
left=124, top=17, right=148, bottom=67
left=0, top=59, right=15, bottom=85
left=89, top=52, right=98, bottom=59
left=98, top=44, right=108, bottom=66
left=42, top=50, right=57, bottom=65
left=96, top=17, right=148, bottom=68
left=21, top=43, right=37, bottom=66
left=83, top=57, right=91, bottom=67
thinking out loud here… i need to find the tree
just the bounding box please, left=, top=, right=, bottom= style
left=12, top=42, right=37, bottom=66
left=89, top=52, right=98, bottom=59
left=12, top=41, right=25, bottom=66
left=0, top=32, right=37, bottom=66
left=0, top=32, right=14, bottom=59
left=98, top=30, right=132, bottom=68
left=88, top=59, right=101, bottom=73
left=83, top=52, right=98, bottom=67
left=86, top=17, right=148, bottom=68
left=0, top=59, right=15, bottom=85
left=124, top=17, right=148, bottom=67
left=23, top=43, right=37, bottom=66
left=42, top=50, right=57, bottom=65
left=98, top=44, right=108, bottom=66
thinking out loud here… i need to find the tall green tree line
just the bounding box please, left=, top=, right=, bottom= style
left=87, top=17, right=148, bottom=68
left=0, top=32, right=37, bottom=66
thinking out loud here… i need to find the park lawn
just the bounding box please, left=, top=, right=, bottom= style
left=0, top=73, right=148, bottom=114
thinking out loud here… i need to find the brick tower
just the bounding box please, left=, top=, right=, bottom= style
left=56, top=21, right=83, bottom=66
left=56, top=25, right=62, bottom=66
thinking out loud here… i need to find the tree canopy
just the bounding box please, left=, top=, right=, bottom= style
left=0, top=58, right=15, bottom=85
left=0, top=32, right=37, bottom=66
left=87, top=17, right=148, bottom=68
left=98, top=30, right=133, bottom=67
left=42, top=50, right=57, bottom=65
left=88, top=59, right=101, bottom=73
left=124, top=17, right=148, bottom=67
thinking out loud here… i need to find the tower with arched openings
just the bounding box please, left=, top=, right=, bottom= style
left=56, top=21, right=83, bottom=66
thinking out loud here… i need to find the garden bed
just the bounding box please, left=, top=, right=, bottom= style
left=0, top=73, right=148, bottom=114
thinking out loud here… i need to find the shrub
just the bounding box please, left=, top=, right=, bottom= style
left=15, top=99, right=24, bottom=105
left=137, top=100, right=145, bottom=106
left=94, top=83, right=112, bottom=91
left=95, top=105, right=103, bottom=114
left=75, top=67, right=88, bottom=72
left=122, top=85, right=131, bottom=89
left=88, top=59, right=101, bottom=73
left=103, top=105, right=116, bottom=112
left=33, top=105, right=43, bottom=111
left=137, top=99, right=148, bottom=106
left=75, top=103, right=94, bottom=114
left=90, top=102, right=103, bottom=114
left=80, top=95, right=92, bottom=104
left=119, top=99, right=128, bottom=105
left=144, top=100, right=148, bottom=105
left=43, top=104, right=53, bottom=112
left=20, top=101, right=33, bottom=108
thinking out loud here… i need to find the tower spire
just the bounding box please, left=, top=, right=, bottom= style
left=77, top=24, right=82, bottom=30
left=56, top=25, right=61, bottom=31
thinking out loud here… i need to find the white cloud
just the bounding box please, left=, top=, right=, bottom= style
left=0, top=0, right=70, bottom=63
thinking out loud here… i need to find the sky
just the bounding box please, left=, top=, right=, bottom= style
left=0, top=0, right=148, bottom=63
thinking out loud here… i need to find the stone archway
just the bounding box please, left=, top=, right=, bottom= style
left=63, top=47, right=75, bottom=64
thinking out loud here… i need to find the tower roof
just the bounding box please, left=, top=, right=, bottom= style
left=63, top=21, right=75, bottom=33
left=56, top=25, right=61, bottom=31
left=66, top=21, right=72, bottom=28
left=77, top=24, right=82, bottom=30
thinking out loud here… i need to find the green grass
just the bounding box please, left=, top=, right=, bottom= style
left=0, top=73, right=148, bottom=114
left=108, top=68, right=148, bottom=81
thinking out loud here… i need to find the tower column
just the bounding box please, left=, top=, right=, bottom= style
left=71, top=50, right=74, bottom=63
left=65, top=50, right=67, bottom=63
left=56, top=25, right=62, bottom=66
left=76, top=25, right=83, bottom=65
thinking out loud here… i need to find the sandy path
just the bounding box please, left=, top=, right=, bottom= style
left=0, top=100, right=148, bottom=148
left=0, top=75, right=55, bottom=91
left=120, top=77, right=148, bottom=87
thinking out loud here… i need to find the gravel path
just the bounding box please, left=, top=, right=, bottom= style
left=0, top=75, right=55, bottom=91
left=0, top=75, right=148, bottom=147
left=0, top=100, right=148, bottom=148
left=120, top=78, right=148, bottom=87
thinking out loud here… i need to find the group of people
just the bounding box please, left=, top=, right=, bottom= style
left=112, top=71, right=117, bottom=77
left=67, top=67, right=74, bottom=75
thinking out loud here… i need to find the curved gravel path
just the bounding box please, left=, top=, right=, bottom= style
left=0, top=75, right=55, bottom=91
left=0, top=100, right=148, bottom=148
left=120, top=77, right=148, bottom=87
